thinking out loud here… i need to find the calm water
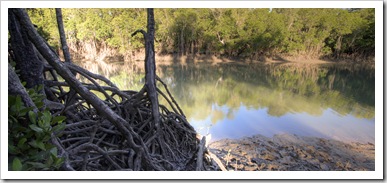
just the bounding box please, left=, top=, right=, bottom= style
left=78, top=61, right=375, bottom=144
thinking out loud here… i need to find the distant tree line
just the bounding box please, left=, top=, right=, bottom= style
left=27, top=8, right=375, bottom=61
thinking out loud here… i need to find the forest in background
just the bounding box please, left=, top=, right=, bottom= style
left=27, top=8, right=375, bottom=62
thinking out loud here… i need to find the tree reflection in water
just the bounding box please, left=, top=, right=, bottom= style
left=75, top=60, right=375, bottom=143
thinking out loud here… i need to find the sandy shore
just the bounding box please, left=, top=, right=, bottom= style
left=208, top=134, right=374, bottom=171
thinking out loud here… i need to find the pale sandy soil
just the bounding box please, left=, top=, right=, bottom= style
left=208, top=134, right=375, bottom=171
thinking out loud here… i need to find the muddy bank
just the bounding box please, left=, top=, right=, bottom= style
left=153, top=54, right=333, bottom=65
left=208, top=134, right=374, bottom=171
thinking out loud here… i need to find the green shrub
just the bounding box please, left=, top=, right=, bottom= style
left=8, top=85, right=66, bottom=171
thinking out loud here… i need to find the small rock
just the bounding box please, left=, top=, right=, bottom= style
left=344, top=161, right=352, bottom=170
left=307, top=158, right=319, bottom=165
left=296, top=149, right=307, bottom=158
left=320, top=164, right=329, bottom=171
left=286, top=145, right=294, bottom=151
left=230, top=163, right=244, bottom=171
left=288, top=151, right=298, bottom=158
left=306, top=145, right=316, bottom=154
left=251, top=158, right=259, bottom=164
left=267, top=164, right=279, bottom=171
left=317, top=156, right=325, bottom=163
left=318, top=152, right=332, bottom=162
left=336, top=161, right=344, bottom=168
left=263, top=154, right=276, bottom=161
left=279, top=156, right=293, bottom=165
left=257, top=163, right=266, bottom=170
left=279, top=150, right=288, bottom=157
left=246, top=161, right=255, bottom=166
left=244, top=166, right=258, bottom=171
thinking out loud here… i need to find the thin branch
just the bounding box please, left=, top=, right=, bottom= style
left=55, top=8, right=72, bottom=63
left=131, top=29, right=147, bottom=38
left=156, top=76, right=185, bottom=117
left=66, top=62, right=118, bottom=89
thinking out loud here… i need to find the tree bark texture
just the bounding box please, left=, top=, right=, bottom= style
left=132, top=9, right=161, bottom=132
left=144, top=8, right=161, bottom=132
left=8, top=9, right=44, bottom=89
left=8, top=63, right=37, bottom=112
left=56, top=8, right=78, bottom=110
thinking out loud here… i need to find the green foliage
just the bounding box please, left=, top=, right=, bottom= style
left=8, top=85, right=66, bottom=171
left=27, top=8, right=374, bottom=60
left=27, top=8, right=59, bottom=50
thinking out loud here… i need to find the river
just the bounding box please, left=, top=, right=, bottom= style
left=76, top=60, right=375, bottom=144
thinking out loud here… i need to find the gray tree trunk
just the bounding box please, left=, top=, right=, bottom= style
left=8, top=9, right=44, bottom=90
left=8, top=63, right=37, bottom=113
left=144, top=8, right=161, bottom=131
left=55, top=8, right=72, bottom=63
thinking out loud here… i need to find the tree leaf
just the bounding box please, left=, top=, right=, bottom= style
left=35, top=101, right=44, bottom=109
left=52, top=123, right=66, bottom=134
left=12, top=157, right=23, bottom=171
left=28, top=140, right=46, bottom=151
left=17, top=138, right=27, bottom=148
left=36, top=140, right=46, bottom=151
left=19, top=107, right=33, bottom=116
left=14, top=96, right=22, bottom=112
left=28, top=111, right=37, bottom=124
left=51, top=116, right=66, bottom=124
left=29, top=124, right=43, bottom=133
left=54, top=157, right=65, bottom=167
left=8, top=144, right=18, bottom=155
left=41, top=110, right=52, bottom=125
left=26, top=162, right=46, bottom=169
left=8, top=95, right=16, bottom=106
left=37, top=84, right=44, bottom=92
left=49, top=147, right=58, bottom=157
left=46, top=156, right=53, bottom=167
left=9, top=115, right=18, bottom=124
left=28, top=140, right=38, bottom=149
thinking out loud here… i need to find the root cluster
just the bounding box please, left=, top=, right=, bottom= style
left=45, top=63, right=216, bottom=171
left=10, top=8, right=224, bottom=171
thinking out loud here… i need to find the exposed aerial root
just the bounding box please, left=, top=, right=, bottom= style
left=44, top=64, right=220, bottom=170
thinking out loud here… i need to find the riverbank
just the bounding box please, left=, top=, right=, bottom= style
left=73, top=49, right=374, bottom=66
left=208, top=134, right=375, bottom=171
left=153, top=54, right=332, bottom=64
left=150, top=54, right=374, bottom=65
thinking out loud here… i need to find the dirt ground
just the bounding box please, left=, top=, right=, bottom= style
left=208, top=134, right=375, bottom=171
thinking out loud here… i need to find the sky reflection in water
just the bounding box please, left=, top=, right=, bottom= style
left=191, top=105, right=374, bottom=143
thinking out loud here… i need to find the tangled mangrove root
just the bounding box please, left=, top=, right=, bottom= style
left=44, top=63, right=218, bottom=171
left=10, top=8, right=226, bottom=171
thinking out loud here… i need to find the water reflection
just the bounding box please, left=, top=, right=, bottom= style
left=76, top=61, right=375, bottom=143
